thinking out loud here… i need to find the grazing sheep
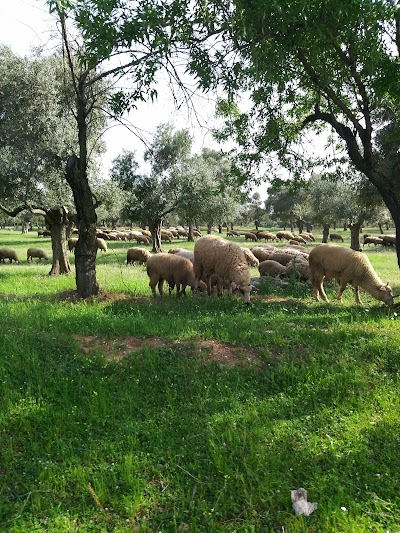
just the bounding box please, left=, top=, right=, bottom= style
left=363, top=236, right=384, bottom=246
left=301, top=232, right=315, bottom=242
left=141, top=229, right=152, bottom=237
left=290, top=236, right=307, bottom=245
left=382, top=235, right=396, bottom=247
left=0, top=248, right=19, bottom=263
left=241, top=247, right=259, bottom=267
left=126, top=248, right=152, bottom=265
left=257, top=231, right=277, bottom=242
left=329, top=233, right=344, bottom=242
left=266, top=251, right=300, bottom=266
left=286, top=257, right=311, bottom=282
left=135, top=234, right=150, bottom=245
left=96, top=238, right=108, bottom=252
left=276, top=230, right=295, bottom=241
left=27, top=248, right=49, bottom=262
left=244, top=232, right=257, bottom=242
left=160, top=230, right=173, bottom=243
left=250, top=246, right=277, bottom=262
left=258, top=260, right=287, bottom=278
left=227, top=230, right=239, bottom=237
left=68, top=238, right=78, bottom=252
left=168, top=247, right=187, bottom=254
left=193, top=229, right=202, bottom=238
left=177, top=229, right=189, bottom=238
left=193, top=235, right=252, bottom=304
left=146, top=253, right=197, bottom=297
left=175, top=250, right=195, bottom=263
left=308, top=244, right=393, bottom=306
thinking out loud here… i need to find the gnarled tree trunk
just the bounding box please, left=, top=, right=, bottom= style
left=66, top=155, right=99, bottom=297
left=322, top=223, right=330, bottom=243
left=46, top=206, right=71, bottom=275
left=150, top=220, right=162, bottom=253
left=349, top=220, right=363, bottom=251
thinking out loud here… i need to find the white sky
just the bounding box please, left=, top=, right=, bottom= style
left=0, top=1, right=327, bottom=201
left=0, top=1, right=228, bottom=173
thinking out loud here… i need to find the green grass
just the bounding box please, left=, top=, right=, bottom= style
left=0, top=228, right=400, bottom=532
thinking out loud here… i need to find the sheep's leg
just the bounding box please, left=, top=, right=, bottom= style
left=336, top=282, right=347, bottom=302
left=158, top=279, right=164, bottom=296
left=354, top=286, right=362, bottom=305
left=312, top=275, right=329, bottom=302
left=149, top=279, right=157, bottom=297
left=206, top=276, right=212, bottom=296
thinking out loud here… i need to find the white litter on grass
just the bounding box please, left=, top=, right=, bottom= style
left=291, top=488, right=318, bottom=517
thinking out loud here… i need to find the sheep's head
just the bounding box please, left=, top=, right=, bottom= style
left=379, top=283, right=394, bottom=306
left=237, top=283, right=252, bottom=305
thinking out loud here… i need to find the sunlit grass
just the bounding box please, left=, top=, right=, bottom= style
left=0, top=228, right=400, bottom=531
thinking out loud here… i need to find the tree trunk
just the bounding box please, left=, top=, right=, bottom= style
left=297, top=219, right=304, bottom=233
left=218, top=224, right=222, bottom=233
left=349, top=221, right=363, bottom=251
left=187, top=220, right=194, bottom=242
left=150, top=220, right=162, bottom=252
left=46, top=207, right=72, bottom=275
left=255, top=219, right=259, bottom=231
left=207, top=223, right=212, bottom=234
left=66, top=155, right=99, bottom=297
left=322, top=223, right=330, bottom=243
left=378, top=223, right=384, bottom=234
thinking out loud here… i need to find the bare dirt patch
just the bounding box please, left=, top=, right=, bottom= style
left=75, top=335, right=262, bottom=368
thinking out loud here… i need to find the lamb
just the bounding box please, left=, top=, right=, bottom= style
left=146, top=253, right=197, bottom=297
left=329, top=233, right=344, bottom=242
left=258, top=260, right=288, bottom=278
left=0, top=248, right=19, bottom=263
left=27, top=248, right=49, bottom=262
left=308, top=244, right=393, bottom=306
left=241, top=247, right=259, bottom=267
left=193, top=235, right=252, bottom=304
left=96, top=238, right=108, bottom=252
left=126, top=248, right=152, bottom=265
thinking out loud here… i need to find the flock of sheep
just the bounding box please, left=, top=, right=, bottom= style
left=0, top=226, right=395, bottom=306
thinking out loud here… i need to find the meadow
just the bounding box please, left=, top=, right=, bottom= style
left=0, top=227, right=400, bottom=532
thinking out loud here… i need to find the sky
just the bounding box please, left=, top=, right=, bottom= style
left=0, top=1, right=328, bottom=201
left=0, top=0, right=231, bottom=181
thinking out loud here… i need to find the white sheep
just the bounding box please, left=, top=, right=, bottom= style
left=276, top=230, right=295, bottom=241
left=146, top=253, right=197, bottom=297
left=126, top=248, right=152, bottom=265
left=193, top=235, right=252, bottom=304
left=308, top=244, right=393, bottom=305
left=27, top=248, right=49, bottom=262
left=241, top=247, right=259, bottom=267
left=258, top=260, right=288, bottom=278
left=175, top=250, right=195, bottom=263
left=96, top=238, right=108, bottom=252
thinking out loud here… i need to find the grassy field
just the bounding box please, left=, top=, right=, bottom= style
left=0, top=228, right=400, bottom=532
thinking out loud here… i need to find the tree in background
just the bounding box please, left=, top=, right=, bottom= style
left=179, top=0, right=400, bottom=266
left=110, top=125, right=192, bottom=252
left=0, top=45, right=105, bottom=275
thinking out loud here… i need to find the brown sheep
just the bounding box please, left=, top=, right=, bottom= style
left=68, top=238, right=78, bottom=252
left=0, top=248, right=19, bottom=263
left=276, top=230, right=295, bottom=241
left=27, top=248, right=49, bottom=262
left=194, top=235, right=252, bottom=304
left=329, top=233, right=344, bottom=242
left=308, top=244, right=393, bottom=306
left=126, top=248, right=152, bottom=265
left=244, top=232, right=257, bottom=242
left=146, top=253, right=196, bottom=297
left=258, top=260, right=287, bottom=278
left=257, top=231, right=277, bottom=242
